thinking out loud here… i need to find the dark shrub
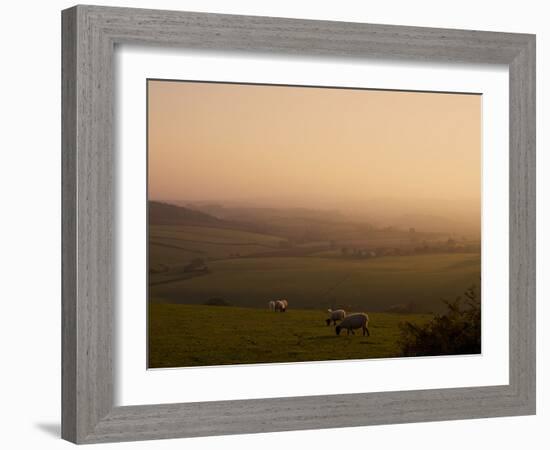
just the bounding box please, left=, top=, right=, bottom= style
left=398, top=286, right=481, bottom=357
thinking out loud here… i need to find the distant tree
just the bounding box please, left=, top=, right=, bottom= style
left=184, top=257, right=208, bottom=273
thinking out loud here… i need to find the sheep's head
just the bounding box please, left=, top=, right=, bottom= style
left=335, top=325, right=342, bottom=336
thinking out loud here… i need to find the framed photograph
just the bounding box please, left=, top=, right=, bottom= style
left=62, top=5, right=536, bottom=444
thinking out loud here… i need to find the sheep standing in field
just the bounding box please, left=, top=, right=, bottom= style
left=268, top=300, right=276, bottom=311
left=335, top=313, right=370, bottom=336
left=275, top=299, right=288, bottom=312
left=326, top=308, right=346, bottom=326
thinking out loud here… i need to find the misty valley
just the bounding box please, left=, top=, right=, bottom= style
left=148, top=200, right=481, bottom=367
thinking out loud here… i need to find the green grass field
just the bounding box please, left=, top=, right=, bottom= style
left=148, top=304, right=433, bottom=368
left=150, top=253, right=480, bottom=313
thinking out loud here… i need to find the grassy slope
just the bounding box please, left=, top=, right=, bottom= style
left=150, top=224, right=285, bottom=244
left=150, top=253, right=480, bottom=313
left=149, top=225, right=287, bottom=269
left=149, top=304, right=432, bottom=368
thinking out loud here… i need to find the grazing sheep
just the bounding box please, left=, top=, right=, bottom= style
left=268, top=300, right=276, bottom=311
left=275, top=299, right=288, bottom=312
left=335, top=313, right=370, bottom=336
left=326, top=308, right=346, bottom=326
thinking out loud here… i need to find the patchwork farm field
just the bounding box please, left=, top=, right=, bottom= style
left=149, top=224, right=480, bottom=313
left=149, top=225, right=286, bottom=268
left=148, top=304, right=433, bottom=368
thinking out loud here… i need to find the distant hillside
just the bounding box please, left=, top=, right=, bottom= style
left=149, top=201, right=267, bottom=233
left=149, top=201, right=226, bottom=226
left=187, top=205, right=375, bottom=242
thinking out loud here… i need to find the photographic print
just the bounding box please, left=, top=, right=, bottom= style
left=147, top=80, right=482, bottom=368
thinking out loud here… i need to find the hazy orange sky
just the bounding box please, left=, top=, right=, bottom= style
left=148, top=80, right=481, bottom=221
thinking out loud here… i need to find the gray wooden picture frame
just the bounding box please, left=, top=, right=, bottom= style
left=61, top=4, right=536, bottom=444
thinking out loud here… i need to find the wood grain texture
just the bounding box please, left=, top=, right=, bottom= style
left=61, top=4, right=536, bottom=444
left=61, top=7, right=77, bottom=443
left=508, top=36, right=536, bottom=408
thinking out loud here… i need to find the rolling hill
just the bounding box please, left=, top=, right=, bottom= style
left=149, top=201, right=227, bottom=226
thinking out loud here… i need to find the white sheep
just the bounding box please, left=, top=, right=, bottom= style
left=326, top=308, right=346, bottom=326
left=335, top=313, right=370, bottom=336
left=275, top=299, right=288, bottom=312
left=268, top=300, right=276, bottom=311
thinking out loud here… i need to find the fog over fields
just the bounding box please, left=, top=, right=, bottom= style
left=148, top=200, right=481, bottom=314
left=147, top=80, right=482, bottom=367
